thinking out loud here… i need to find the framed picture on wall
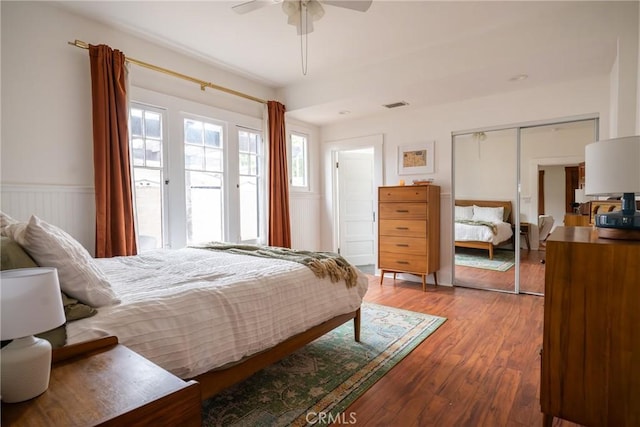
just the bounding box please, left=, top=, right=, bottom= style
left=398, top=141, right=435, bottom=175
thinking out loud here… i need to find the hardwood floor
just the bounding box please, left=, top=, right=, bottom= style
left=338, top=275, right=582, bottom=427
left=455, top=248, right=546, bottom=294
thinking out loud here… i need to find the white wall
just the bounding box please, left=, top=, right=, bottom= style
left=540, top=165, right=566, bottom=228
left=321, top=76, right=611, bottom=285
left=637, top=2, right=640, bottom=135
left=1, top=2, right=325, bottom=250
left=1, top=1, right=276, bottom=187
left=608, top=1, right=639, bottom=138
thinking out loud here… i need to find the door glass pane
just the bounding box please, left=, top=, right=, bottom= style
left=145, top=139, right=162, bottom=167
left=238, top=129, right=262, bottom=243
left=133, top=168, right=163, bottom=249
left=453, top=128, right=518, bottom=292
left=185, top=171, right=223, bottom=244
left=239, top=176, right=258, bottom=241
left=144, top=111, right=161, bottom=139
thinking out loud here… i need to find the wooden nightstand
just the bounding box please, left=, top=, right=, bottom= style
left=1, top=336, right=201, bottom=426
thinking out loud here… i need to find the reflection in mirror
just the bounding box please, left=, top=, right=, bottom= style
left=518, top=119, right=597, bottom=295
left=453, top=128, right=517, bottom=292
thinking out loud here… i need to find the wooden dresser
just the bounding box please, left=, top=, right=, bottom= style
left=541, top=227, right=640, bottom=426
left=378, top=185, right=440, bottom=291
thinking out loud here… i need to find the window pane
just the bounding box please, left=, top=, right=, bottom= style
left=249, top=134, right=258, bottom=154
left=130, top=109, right=143, bottom=137
left=144, top=111, right=161, bottom=139
left=185, top=145, right=204, bottom=170
left=238, top=131, right=249, bottom=152
left=239, top=176, right=258, bottom=241
left=186, top=171, right=223, bottom=244
left=133, top=168, right=163, bottom=249
left=250, top=154, right=257, bottom=175
left=204, top=123, right=222, bottom=148
left=239, top=153, right=250, bottom=175
left=291, top=134, right=308, bottom=188
left=239, top=129, right=262, bottom=243
left=184, top=119, right=203, bottom=145
left=205, top=148, right=223, bottom=172
left=145, top=139, right=162, bottom=167
left=132, top=138, right=145, bottom=166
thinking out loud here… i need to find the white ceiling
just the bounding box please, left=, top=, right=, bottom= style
left=56, top=1, right=630, bottom=126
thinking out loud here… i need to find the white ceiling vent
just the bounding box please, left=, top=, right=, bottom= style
left=383, top=101, right=409, bottom=109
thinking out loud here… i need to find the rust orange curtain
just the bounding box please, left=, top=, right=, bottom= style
left=267, top=101, right=292, bottom=248
left=89, top=44, right=137, bottom=257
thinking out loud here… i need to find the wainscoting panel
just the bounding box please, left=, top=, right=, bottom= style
left=289, top=193, right=321, bottom=251
left=1, top=184, right=96, bottom=255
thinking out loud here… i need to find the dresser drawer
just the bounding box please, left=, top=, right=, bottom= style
left=379, top=252, right=428, bottom=272
left=379, top=202, right=427, bottom=220
left=379, top=186, right=428, bottom=202
left=379, top=219, right=426, bottom=237
left=379, top=236, right=426, bottom=255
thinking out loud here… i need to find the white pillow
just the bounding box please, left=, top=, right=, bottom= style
left=1, top=221, right=27, bottom=245
left=0, top=211, right=19, bottom=228
left=472, top=205, right=505, bottom=224
left=455, top=205, right=474, bottom=220
left=19, top=215, right=120, bottom=307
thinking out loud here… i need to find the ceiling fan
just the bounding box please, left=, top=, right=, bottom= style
left=232, top=0, right=373, bottom=35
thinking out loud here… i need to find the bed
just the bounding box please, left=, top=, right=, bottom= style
left=454, top=200, right=514, bottom=260
left=0, top=214, right=369, bottom=401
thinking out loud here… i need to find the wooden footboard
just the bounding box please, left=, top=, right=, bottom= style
left=455, top=240, right=495, bottom=259
left=190, top=308, right=361, bottom=401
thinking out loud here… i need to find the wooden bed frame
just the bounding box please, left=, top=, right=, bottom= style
left=454, top=200, right=514, bottom=260
left=189, top=308, right=361, bottom=400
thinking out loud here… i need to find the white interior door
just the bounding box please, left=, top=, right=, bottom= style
left=337, top=149, right=375, bottom=266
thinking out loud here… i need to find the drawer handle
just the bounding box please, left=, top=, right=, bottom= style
left=397, top=261, right=409, bottom=265
left=395, top=209, right=409, bottom=213
left=396, top=227, right=409, bottom=230
left=396, top=244, right=409, bottom=247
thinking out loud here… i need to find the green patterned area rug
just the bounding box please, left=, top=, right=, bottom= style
left=201, top=303, right=446, bottom=427
left=455, top=248, right=515, bottom=271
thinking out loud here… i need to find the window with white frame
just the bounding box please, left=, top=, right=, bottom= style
left=184, top=117, right=225, bottom=245
left=238, top=128, right=263, bottom=242
left=289, top=132, right=309, bottom=190
left=129, top=104, right=167, bottom=250
left=128, top=87, right=265, bottom=249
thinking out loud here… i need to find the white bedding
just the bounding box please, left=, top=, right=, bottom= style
left=66, top=248, right=369, bottom=379
left=455, top=221, right=513, bottom=244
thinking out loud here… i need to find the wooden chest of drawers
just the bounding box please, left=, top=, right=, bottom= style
left=378, top=185, right=440, bottom=291
left=541, top=227, right=640, bottom=426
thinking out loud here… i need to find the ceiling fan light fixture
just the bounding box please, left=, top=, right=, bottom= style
left=283, top=0, right=324, bottom=35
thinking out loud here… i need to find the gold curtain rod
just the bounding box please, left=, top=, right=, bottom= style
left=68, top=39, right=267, bottom=105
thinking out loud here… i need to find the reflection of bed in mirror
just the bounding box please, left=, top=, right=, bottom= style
left=454, top=200, right=514, bottom=259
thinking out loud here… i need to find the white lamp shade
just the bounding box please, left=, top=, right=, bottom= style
left=574, top=188, right=590, bottom=204
left=584, top=136, right=640, bottom=196
left=1, top=268, right=65, bottom=340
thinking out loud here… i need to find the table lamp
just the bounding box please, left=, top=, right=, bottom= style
left=1, top=268, right=66, bottom=403
left=584, top=135, right=640, bottom=239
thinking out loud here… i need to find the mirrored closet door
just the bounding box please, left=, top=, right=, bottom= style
left=453, top=118, right=598, bottom=294
left=453, top=128, right=518, bottom=293
left=518, top=119, right=598, bottom=295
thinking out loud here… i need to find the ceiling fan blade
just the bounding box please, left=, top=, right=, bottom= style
left=232, top=0, right=275, bottom=15
left=320, top=0, right=372, bottom=12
